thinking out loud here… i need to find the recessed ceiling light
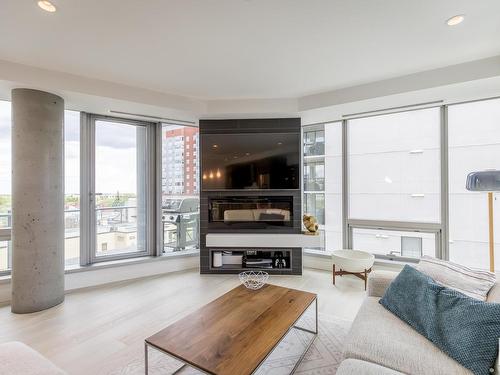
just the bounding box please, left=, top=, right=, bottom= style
left=37, top=0, right=57, bottom=12
left=446, top=15, right=465, bottom=26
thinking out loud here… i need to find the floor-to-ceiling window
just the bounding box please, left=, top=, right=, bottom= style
left=64, top=110, right=80, bottom=267
left=79, top=116, right=153, bottom=263
left=1, top=104, right=199, bottom=274
left=347, top=107, right=442, bottom=260
left=0, top=101, right=12, bottom=273
left=348, top=108, right=441, bottom=223
left=304, top=107, right=442, bottom=261
left=303, top=125, right=325, bottom=228
left=303, top=122, right=342, bottom=252
left=161, top=124, right=200, bottom=253
left=448, top=98, right=500, bottom=270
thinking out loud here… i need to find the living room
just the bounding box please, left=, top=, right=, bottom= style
left=0, top=1, right=499, bottom=374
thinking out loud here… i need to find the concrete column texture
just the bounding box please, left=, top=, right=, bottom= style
left=11, top=88, right=65, bottom=314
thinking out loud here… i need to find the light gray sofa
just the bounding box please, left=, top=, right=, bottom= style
left=337, top=270, right=500, bottom=375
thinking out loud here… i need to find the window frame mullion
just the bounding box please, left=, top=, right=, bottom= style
left=79, top=112, right=94, bottom=266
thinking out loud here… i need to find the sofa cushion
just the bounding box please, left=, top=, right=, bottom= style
left=487, top=282, right=500, bottom=303
left=337, top=359, right=406, bottom=375
left=344, top=297, right=472, bottom=375
left=416, top=255, right=496, bottom=300
left=380, top=265, right=500, bottom=375
left=0, top=342, right=66, bottom=375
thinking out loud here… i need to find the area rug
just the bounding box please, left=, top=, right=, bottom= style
left=109, top=313, right=351, bottom=375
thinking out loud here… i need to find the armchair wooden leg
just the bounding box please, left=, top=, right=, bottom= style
left=364, top=269, right=367, bottom=291
left=333, top=264, right=336, bottom=285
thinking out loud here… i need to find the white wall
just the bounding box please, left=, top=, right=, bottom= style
left=2, top=56, right=500, bottom=124
left=0, top=59, right=203, bottom=122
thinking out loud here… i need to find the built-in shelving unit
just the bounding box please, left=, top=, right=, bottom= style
left=209, top=248, right=295, bottom=275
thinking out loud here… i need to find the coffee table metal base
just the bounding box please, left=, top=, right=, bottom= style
left=145, top=297, right=318, bottom=375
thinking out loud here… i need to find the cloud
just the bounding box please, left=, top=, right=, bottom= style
left=96, top=120, right=142, bottom=149
left=96, top=145, right=138, bottom=194
left=0, top=101, right=11, bottom=136
left=64, top=110, right=80, bottom=142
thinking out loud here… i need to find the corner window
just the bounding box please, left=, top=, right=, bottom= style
left=303, top=122, right=342, bottom=252
left=64, top=110, right=80, bottom=267
left=348, top=108, right=441, bottom=223
left=448, top=98, right=500, bottom=269
left=161, top=124, right=200, bottom=253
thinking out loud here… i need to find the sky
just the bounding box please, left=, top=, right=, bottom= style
left=64, top=117, right=141, bottom=195
left=0, top=101, right=140, bottom=197
left=64, top=110, right=80, bottom=195
left=94, top=120, right=139, bottom=195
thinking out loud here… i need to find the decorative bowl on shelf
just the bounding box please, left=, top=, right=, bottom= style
left=239, top=271, right=269, bottom=290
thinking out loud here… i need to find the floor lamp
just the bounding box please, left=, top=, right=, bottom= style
left=466, top=170, right=500, bottom=272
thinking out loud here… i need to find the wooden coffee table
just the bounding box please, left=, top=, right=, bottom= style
left=144, top=284, right=317, bottom=375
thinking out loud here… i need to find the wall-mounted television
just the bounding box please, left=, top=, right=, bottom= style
left=201, top=132, right=300, bottom=190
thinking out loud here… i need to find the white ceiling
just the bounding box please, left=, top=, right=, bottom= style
left=0, top=0, right=499, bottom=101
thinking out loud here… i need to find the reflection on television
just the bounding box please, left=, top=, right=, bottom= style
left=202, top=132, right=299, bottom=190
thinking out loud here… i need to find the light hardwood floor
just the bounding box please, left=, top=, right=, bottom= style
left=0, top=268, right=366, bottom=374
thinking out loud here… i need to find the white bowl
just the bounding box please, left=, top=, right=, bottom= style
left=239, top=271, right=269, bottom=290
left=332, top=250, right=375, bottom=273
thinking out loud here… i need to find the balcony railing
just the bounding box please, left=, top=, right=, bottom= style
left=304, top=178, right=325, bottom=192
left=0, top=204, right=200, bottom=270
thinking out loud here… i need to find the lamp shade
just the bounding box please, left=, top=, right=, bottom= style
left=466, top=170, right=500, bottom=192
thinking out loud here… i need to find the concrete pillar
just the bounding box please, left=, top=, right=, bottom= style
left=11, top=89, right=65, bottom=314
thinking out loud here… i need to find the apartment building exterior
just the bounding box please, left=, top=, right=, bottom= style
left=162, top=126, right=199, bottom=196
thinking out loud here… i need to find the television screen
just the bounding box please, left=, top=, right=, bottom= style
left=201, top=132, right=300, bottom=190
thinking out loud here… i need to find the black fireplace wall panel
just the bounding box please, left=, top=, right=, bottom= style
left=199, top=118, right=302, bottom=275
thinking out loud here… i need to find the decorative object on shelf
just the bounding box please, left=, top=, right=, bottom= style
left=466, top=170, right=500, bottom=272
left=303, top=214, right=319, bottom=235
left=273, top=251, right=287, bottom=269
left=212, top=251, right=222, bottom=268
left=221, top=251, right=243, bottom=265
left=239, top=271, right=269, bottom=290
left=332, top=249, right=375, bottom=290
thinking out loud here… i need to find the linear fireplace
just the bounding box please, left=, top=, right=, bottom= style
left=208, top=196, right=293, bottom=230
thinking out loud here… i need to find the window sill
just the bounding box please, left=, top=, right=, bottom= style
left=303, top=249, right=414, bottom=267
left=0, top=250, right=199, bottom=283
left=303, top=249, right=330, bottom=257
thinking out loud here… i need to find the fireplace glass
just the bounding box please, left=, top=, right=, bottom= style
left=208, top=196, right=293, bottom=229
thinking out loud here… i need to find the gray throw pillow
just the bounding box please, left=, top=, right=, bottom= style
left=416, top=255, right=496, bottom=301
left=380, top=265, right=500, bottom=375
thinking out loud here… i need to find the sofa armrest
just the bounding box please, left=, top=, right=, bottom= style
left=367, top=270, right=399, bottom=297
